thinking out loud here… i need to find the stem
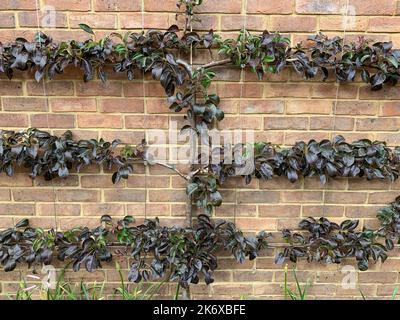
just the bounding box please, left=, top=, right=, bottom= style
left=177, top=59, right=193, bottom=77
left=174, top=283, right=181, bottom=300
left=198, top=58, right=232, bottom=70
left=154, top=161, right=190, bottom=181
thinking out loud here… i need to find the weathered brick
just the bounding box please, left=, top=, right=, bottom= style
left=50, top=98, right=97, bottom=112
left=356, top=118, right=400, bottom=131
left=125, top=115, right=169, bottom=129
left=310, top=117, right=354, bottom=131
left=287, top=100, right=332, bottom=114
left=0, top=0, right=36, bottom=10
left=2, top=97, right=48, bottom=111
left=325, top=192, right=367, bottom=204
left=13, top=189, right=55, bottom=202
left=240, top=100, right=284, bottom=114
left=18, top=11, right=67, bottom=28
left=120, top=13, right=169, bottom=29
left=57, top=190, right=100, bottom=202
left=237, top=191, right=280, bottom=204
left=104, top=190, right=146, bottom=202
left=82, top=203, right=124, bottom=216
left=99, top=98, right=144, bottom=113
left=69, top=13, right=117, bottom=29
left=42, top=0, right=91, bottom=11
left=37, top=204, right=81, bottom=216
left=77, top=114, right=122, bottom=128
left=270, top=16, right=317, bottom=32
left=348, top=0, right=395, bottom=15
left=0, top=204, right=34, bottom=216
left=247, top=0, right=294, bottom=14
left=31, top=114, right=75, bottom=128
left=368, top=17, right=400, bottom=32
left=296, top=0, right=343, bottom=14
left=0, top=13, right=15, bottom=28
left=220, top=15, right=266, bottom=31
left=94, top=0, right=141, bottom=11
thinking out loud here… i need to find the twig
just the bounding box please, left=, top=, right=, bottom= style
left=176, top=59, right=193, bottom=77
left=198, top=58, right=232, bottom=70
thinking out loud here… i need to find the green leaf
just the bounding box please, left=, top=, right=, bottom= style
left=186, top=183, right=199, bottom=196
left=263, top=55, right=275, bottom=63
left=387, top=55, right=399, bottom=69
left=79, top=23, right=94, bottom=35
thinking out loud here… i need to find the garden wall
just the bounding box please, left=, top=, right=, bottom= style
left=0, top=0, right=400, bottom=299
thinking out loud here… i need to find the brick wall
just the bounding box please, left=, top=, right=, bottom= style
left=0, top=0, right=400, bottom=299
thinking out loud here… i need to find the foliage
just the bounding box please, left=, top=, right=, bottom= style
left=10, top=267, right=165, bottom=300
left=113, top=262, right=164, bottom=300
left=0, top=215, right=269, bottom=288
left=276, top=196, right=400, bottom=271
left=282, top=265, right=311, bottom=300
left=0, top=128, right=146, bottom=182
left=212, top=135, right=400, bottom=186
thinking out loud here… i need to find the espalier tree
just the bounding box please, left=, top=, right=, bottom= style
left=0, top=0, right=400, bottom=297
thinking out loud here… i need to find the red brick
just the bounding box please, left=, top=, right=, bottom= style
left=220, top=116, right=262, bottom=130
left=0, top=81, right=23, bottom=95
left=199, top=0, right=242, bottom=13
left=82, top=203, right=124, bottom=216
left=381, top=102, right=400, bottom=116
left=240, top=100, right=284, bottom=114
left=77, top=114, right=122, bottom=128
left=310, top=117, right=354, bottom=131
left=296, top=0, right=343, bottom=13
left=348, top=0, right=395, bottom=15
left=69, top=13, right=116, bottom=29
left=42, top=0, right=91, bottom=11
left=235, top=218, right=277, bottom=231
left=149, top=190, right=187, bottom=202
left=319, top=16, right=369, bottom=32
left=237, top=191, right=280, bottom=204
left=94, top=0, right=141, bottom=11
left=356, top=118, right=400, bottom=131
left=144, top=0, right=177, bottom=11
left=264, top=84, right=311, bottom=98
left=125, top=115, right=169, bottom=129
left=0, top=114, right=28, bottom=127
left=99, top=98, right=144, bottom=113
left=264, top=116, right=308, bottom=130
left=18, top=11, right=67, bottom=28
left=282, top=191, right=323, bottom=203
left=31, top=114, right=75, bottom=128
left=368, top=17, right=400, bottom=32
left=120, top=14, right=169, bottom=29
left=325, top=192, right=367, bottom=204
left=218, top=83, right=264, bottom=98
left=13, top=189, right=55, bottom=202
left=259, top=205, right=301, bottom=217
left=76, top=82, right=122, bottom=96
left=287, top=100, right=331, bottom=114
left=0, top=0, right=36, bottom=10
left=58, top=190, right=100, bottom=202
left=270, top=16, right=317, bottom=32
left=0, top=204, right=34, bottom=216
left=0, top=13, right=15, bottom=28
left=104, top=190, right=146, bottom=202
left=220, top=15, right=266, bottom=31
left=335, top=101, right=378, bottom=115
left=81, top=175, right=122, bottom=188
left=50, top=98, right=97, bottom=112
left=2, top=97, right=48, bottom=111
left=37, top=204, right=81, bottom=216
left=247, top=0, right=294, bottom=14
left=26, top=81, right=74, bottom=96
